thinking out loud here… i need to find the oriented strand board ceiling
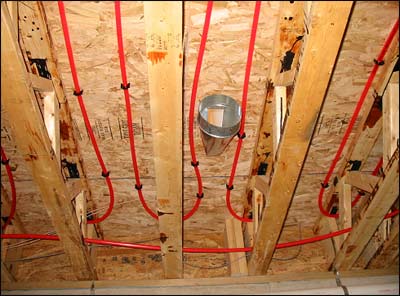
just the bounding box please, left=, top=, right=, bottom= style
left=1, top=1, right=398, bottom=281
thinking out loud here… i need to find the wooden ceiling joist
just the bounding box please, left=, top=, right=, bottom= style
left=1, top=2, right=96, bottom=280
left=333, top=148, right=399, bottom=270
left=248, top=1, right=353, bottom=275
left=144, top=1, right=183, bottom=279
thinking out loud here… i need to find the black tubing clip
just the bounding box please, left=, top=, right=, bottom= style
left=73, top=89, right=83, bottom=96
left=237, top=132, right=246, bottom=139
left=226, top=184, right=234, bottom=190
left=196, top=192, right=204, bottom=199
left=374, top=59, right=384, bottom=66
left=101, top=171, right=110, bottom=178
left=321, top=182, right=329, bottom=189
left=121, top=82, right=131, bottom=90
left=191, top=161, right=199, bottom=167
left=135, top=184, right=143, bottom=190
left=1, top=158, right=10, bottom=165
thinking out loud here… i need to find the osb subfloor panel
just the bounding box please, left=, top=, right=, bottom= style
left=1, top=1, right=398, bottom=281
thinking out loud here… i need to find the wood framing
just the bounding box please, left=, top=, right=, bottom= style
left=16, top=1, right=101, bottom=236
left=383, top=71, right=399, bottom=168
left=241, top=1, right=305, bottom=218
left=248, top=1, right=353, bottom=275
left=144, top=1, right=183, bottom=279
left=225, top=218, right=248, bottom=276
left=315, top=34, right=399, bottom=230
left=333, top=148, right=399, bottom=270
left=338, top=178, right=352, bottom=242
left=1, top=2, right=96, bottom=280
left=1, top=269, right=398, bottom=294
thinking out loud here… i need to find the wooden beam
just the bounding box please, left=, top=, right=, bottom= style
left=338, top=178, right=352, bottom=242
left=345, top=171, right=379, bottom=193
left=43, top=91, right=60, bottom=164
left=225, top=218, right=248, bottom=277
left=29, top=73, right=54, bottom=92
left=272, top=86, right=287, bottom=159
left=18, top=1, right=101, bottom=238
left=1, top=269, right=399, bottom=294
left=1, top=262, right=15, bottom=283
left=333, top=149, right=399, bottom=270
left=248, top=2, right=352, bottom=275
left=144, top=1, right=183, bottom=279
left=1, top=2, right=96, bottom=280
left=74, top=191, right=87, bottom=238
left=252, top=188, right=263, bottom=236
left=383, top=71, right=399, bottom=168
left=357, top=215, right=399, bottom=268
left=241, top=1, right=305, bottom=218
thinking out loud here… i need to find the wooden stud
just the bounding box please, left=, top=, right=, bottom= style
left=144, top=1, right=183, bottom=279
left=338, top=178, right=352, bottom=242
left=383, top=71, right=399, bottom=168
left=224, top=218, right=248, bottom=277
left=333, top=149, right=399, bottom=270
left=17, top=1, right=101, bottom=237
left=241, top=1, right=305, bottom=218
left=43, top=91, right=60, bottom=164
left=248, top=1, right=352, bottom=275
left=29, top=73, right=54, bottom=92
left=75, top=191, right=87, bottom=238
left=252, top=188, right=264, bottom=236
left=345, top=171, right=379, bottom=194
left=273, top=86, right=287, bottom=159
left=1, top=2, right=96, bottom=280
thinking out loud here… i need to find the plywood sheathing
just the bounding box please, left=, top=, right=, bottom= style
left=1, top=1, right=398, bottom=280
left=284, top=1, right=399, bottom=227
left=42, top=1, right=279, bottom=240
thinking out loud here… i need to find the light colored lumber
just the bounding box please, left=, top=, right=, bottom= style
left=345, top=171, right=379, bottom=193
left=252, top=188, right=263, bottom=236
left=225, top=218, right=248, bottom=276
left=144, top=1, right=183, bottom=279
left=338, top=178, right=352, bottom=242
left=43, top=91, right=60, bottom=164
left=28, top=73, right=54, bottom=92
left=272, top=86, right=286, bottom=159
left=248, top=1, right=352, bottom=275
left=383, top=71, right=399, bottom=168
left=75, top=191, right=87, bottom=238
left=333, top=149, right=399, bottom=270
left=241, top=1, right=305, bottom=219
left=1, top=2, right=96, bottom=280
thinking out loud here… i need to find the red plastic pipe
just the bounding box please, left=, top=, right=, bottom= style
left=186, top=1, right=214, bottom=220
left=1, top=147, right=16, bottom=232
left=351, top=157, right=383, bottom=207
left=114, top=1, right=158, bottom=220
left=2, top=208, right=397, bottom=252
left=58, top=1, right=114, bottom=224
left=226, top=1, right=261, bottom=223
left=319, top=18, right=399, bottom=218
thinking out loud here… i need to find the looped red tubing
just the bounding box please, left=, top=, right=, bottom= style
left=114, top=1, right=158, bottom=220
left=1, top=147, right=16, bottom=232
left=318, top=18, right=399, bottom=218
left=58, top=1, right=114, bottom=224
left=1, top=209, right=397, bottom=253
left=186, top=1, right=213, bottom=220
left=226, top=1, right=261, bottom=223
